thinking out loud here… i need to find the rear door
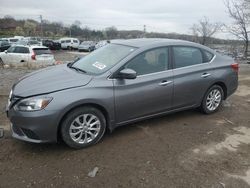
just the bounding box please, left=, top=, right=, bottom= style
left=172, top=46, right=215, bottom=109
left=114, top=47, right=173, bottom=124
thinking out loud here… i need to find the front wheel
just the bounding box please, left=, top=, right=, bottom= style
left=61, top=107, right=106, bottom=149
left=200, top=85, right=224, bottom=114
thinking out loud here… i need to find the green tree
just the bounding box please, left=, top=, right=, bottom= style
left=23, top=20, right=37, bottom=36
left=14, top=26, right=25, bottom=36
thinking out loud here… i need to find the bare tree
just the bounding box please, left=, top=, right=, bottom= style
left=191, top=16, right=222, bottom=45
left=225, top=0, right=250, bottom=56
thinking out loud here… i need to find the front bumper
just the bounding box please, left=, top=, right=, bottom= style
left=7, top=108, right=60, bottom=143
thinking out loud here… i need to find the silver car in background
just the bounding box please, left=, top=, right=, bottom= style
left=6, top=39, right=238, bottom=149
left=78, top=41, right=95, bottom=52
left=0, top=45, right=55, bottom=65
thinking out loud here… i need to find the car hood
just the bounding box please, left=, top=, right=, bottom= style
left=13, top=64, right=93, bottom=97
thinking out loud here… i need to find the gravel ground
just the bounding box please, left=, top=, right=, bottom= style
left=0, top=59, right=250, bottom=188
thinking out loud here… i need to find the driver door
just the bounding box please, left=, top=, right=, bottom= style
left=113, top=47, right=173, bottom=124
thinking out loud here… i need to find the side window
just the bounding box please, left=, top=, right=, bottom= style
left=73, top=40, right=78, bottom=43
left=173, top=46, right=203, bottom=68
left=7, top=46, right=15, bottom=53
left=19, top=47, right=29, bottom=54
left=203, top=50, right=214, bottom=62
left=126, top=48, right=168, bottom=76
left=13, top=47, right=22, bottom=53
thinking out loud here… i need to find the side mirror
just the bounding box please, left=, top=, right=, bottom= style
left=4, top=50, right=7, bottom=54
left=117, top=68, right=137, bottom=79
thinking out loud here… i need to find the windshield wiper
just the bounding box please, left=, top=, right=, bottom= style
left=68, top=66, right=87, bottom=73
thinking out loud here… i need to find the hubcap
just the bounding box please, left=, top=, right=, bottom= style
left=206, top=89, right=222, bottom=111
left=69, top=114, right=101, bottom=144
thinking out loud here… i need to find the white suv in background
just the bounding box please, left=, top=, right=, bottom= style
left=60, top=38, right=80, bottom=50
left=0, top=45, right=55, bottom=65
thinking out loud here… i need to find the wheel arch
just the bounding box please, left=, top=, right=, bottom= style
left=57, top=102, right=111, bottom=142
left=212, top=81, right=227, bottom=99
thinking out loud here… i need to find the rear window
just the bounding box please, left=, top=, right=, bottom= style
left=33, top=48, right=52, bottom=55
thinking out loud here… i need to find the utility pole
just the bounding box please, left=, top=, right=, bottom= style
left=39, top=15, right=43, bottom=38
left=143, top=25, right=146, bottom=38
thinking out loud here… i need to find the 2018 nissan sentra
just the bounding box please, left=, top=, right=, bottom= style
left=6, top=39, right=238, bottom=149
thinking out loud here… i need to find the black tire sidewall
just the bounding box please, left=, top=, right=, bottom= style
left=201, top=85, right=224, bottom=114
left=61, top=107, right=106, bottom=149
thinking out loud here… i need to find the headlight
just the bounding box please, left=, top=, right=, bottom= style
left=14, top=97, right=53, bottom=111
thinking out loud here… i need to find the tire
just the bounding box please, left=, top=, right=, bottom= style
left=61, top=106, right=106, bottom=149
left=200, top=85, right=224, bottom=114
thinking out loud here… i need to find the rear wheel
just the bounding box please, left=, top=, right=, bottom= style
left=201, top=85, right=224, bottom=114
left=61, top=107, right=106, bottom=149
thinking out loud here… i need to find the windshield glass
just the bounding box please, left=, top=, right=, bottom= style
left=72, top=44, right=136, bottom=75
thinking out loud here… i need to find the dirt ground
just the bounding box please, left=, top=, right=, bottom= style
left=0, top=57, right=250, bottom=188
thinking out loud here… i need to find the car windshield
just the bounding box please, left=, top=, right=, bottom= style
left=72, top=44, right=136, bottom=75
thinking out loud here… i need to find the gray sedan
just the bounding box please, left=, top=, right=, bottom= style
left=6, top=39, right=238, bottom=149
left=78, top=41, right=95, bottom=52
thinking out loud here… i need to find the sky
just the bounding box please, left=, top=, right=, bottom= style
left=0, top=0, right=234, bottom=39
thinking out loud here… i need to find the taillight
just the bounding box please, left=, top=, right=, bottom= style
left=231, top=62, right=239, bottom=73
left=31, top=50, right=36, bottom=60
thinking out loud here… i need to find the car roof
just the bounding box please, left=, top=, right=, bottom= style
left=112, top=38, right=212, bottom=51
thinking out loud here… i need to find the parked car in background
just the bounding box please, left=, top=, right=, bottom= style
left=0, top=41, right=11, bottom=52
left=60, top=38, right=79, bottom=50
left=17, top=40, right=41, bottom=46
left=2, top=38, right=19, bottom=45
left=42, top=39, right=61, bottom=50
left=78, top=41, right=95, bottom=52
left=0, top=45, right=55, bottom=65
left=25, top=37, right=42, bottom=43
left=6, top=38, right=238, bottom=149
left=95, top=40, right=109, bottom=49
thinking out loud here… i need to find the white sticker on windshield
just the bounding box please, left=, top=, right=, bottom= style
left=92, top=61, right=106, bottom=70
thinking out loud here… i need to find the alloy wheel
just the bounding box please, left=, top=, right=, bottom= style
left=69, top=114, right=101, bottom=144
left=206, top=89, right=222, bottom=111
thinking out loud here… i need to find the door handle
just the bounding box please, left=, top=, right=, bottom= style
left=159, top=80, right=172, bottom=86
left=201, top=73, right=211, bottom=78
